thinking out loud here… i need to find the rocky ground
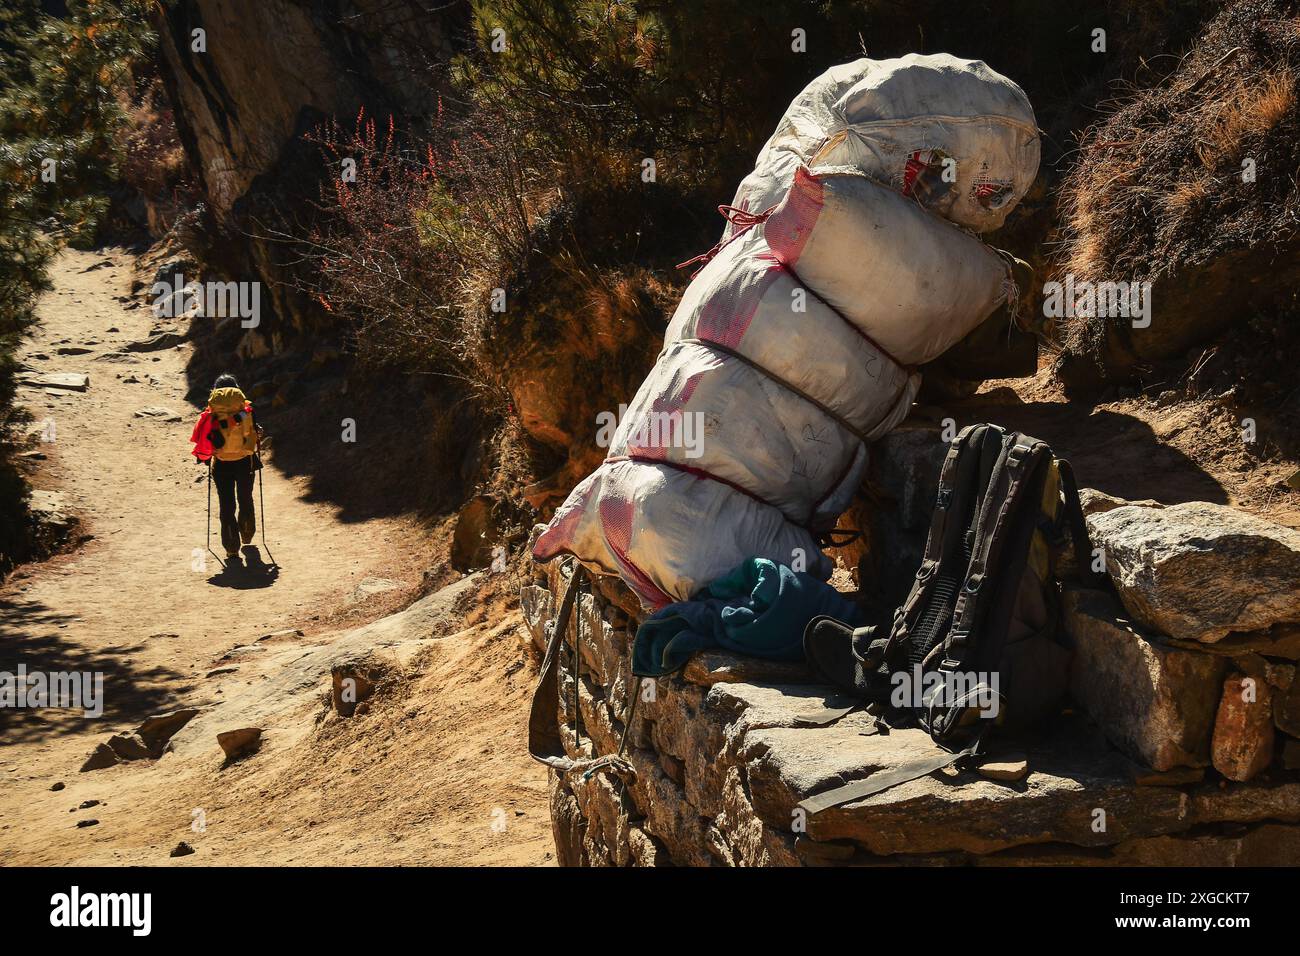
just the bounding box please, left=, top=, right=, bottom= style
left=0, top=247, right=552, bottom=866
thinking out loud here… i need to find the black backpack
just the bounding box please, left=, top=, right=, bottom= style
left=800, top=423, right=1098, bottom=814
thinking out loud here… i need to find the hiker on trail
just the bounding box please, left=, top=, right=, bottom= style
left=190, top=373, right=263, bottom=564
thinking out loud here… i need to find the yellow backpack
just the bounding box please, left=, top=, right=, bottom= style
left=207, top=387, right=257, bottom=461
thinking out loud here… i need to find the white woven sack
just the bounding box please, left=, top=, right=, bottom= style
left=763, top=165, right=1014, bottom=364
left=531, top=459, right=832, bottom=608
left=730, top=53, right=1039, bottom=234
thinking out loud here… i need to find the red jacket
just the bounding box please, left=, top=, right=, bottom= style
left=190, top=409, right=216, bottom=462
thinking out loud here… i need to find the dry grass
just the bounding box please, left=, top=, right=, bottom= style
left=1051, top=0, right=1300, bottom=354
left=1160, top=170, right=1213, bottom=216
left=1196, top=69, right=1296, bottom=167
left=116, top=77, right=188, bottom=200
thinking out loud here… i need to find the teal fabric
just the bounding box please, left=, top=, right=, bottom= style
left=632, top=558, right=864, bottom=677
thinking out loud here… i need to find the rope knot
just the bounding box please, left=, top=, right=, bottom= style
left=675, top=203, right=777, bottom=278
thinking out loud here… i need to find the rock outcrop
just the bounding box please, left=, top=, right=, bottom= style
left=151, top=0, right=466, bottom=336
left=1087, top=501, right=1300, bottom=643
left=153, top=0, right=462, bottom=229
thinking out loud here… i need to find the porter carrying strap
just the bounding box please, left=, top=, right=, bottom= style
left=527, top=563, right=635, bottom=781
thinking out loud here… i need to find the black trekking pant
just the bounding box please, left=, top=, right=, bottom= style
left=213, top=456, right=256, bottom=555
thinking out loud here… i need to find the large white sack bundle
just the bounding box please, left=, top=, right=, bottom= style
left=534, top=55, right=1038, bottom=607
left=729, top=53, right=1039, bottom=234
left=764, top=166, right=1015, bottom=364
left=532, top=458, right=833, bottom=608
left=608, top=227, right=916, bottom=529
left=533, top=225, right=919, bottom=607
left=664, top=228, right=916, bottom=442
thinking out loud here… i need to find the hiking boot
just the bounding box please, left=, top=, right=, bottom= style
left=803, top=616, right=893, bottom=701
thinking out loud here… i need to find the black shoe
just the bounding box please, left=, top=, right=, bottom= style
left=803, top=616, right=893, bottom=701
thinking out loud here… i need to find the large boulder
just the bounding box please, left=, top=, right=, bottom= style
left=1062, top=586, right=1224, bottom=770
left=1087, top=502, right=1300, bottom=643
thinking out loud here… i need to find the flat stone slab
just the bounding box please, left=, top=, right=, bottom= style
left=134, top=406, right=182, bottom=422
left=124, top=332, right=186, bottom=352
left=742, top=711, right=1300, bottom=856
left=17, top=372, right=89, bottom=391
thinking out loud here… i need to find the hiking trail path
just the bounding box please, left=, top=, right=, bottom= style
left=1, top=247, right=552, bottom=866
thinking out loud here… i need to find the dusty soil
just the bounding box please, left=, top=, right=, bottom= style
left=958, top=365, right=1300, bottom=530
left=0, top=247, right=552, bottom=866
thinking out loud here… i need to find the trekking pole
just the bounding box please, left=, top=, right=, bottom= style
left=257, top=462, right=278, bottom=569
left=205, top=458, right=224, bottom=570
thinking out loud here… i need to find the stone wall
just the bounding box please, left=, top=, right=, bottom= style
left=521, top=488, right=1300, bottom=866
left=1072, top=498, right=1300, bottom=785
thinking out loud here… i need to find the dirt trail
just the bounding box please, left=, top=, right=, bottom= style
left=0, top=247, right=552, bottom=866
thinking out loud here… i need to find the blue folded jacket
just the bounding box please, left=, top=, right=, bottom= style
left=632, top=557, right=864, bottom=677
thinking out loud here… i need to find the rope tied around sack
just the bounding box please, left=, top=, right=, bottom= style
left=675, top=203, right=777, bottom=278
left=993, top=248, right=1024, bottom=326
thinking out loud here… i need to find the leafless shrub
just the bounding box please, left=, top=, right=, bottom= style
left=277, top=104, right=550, bottom=401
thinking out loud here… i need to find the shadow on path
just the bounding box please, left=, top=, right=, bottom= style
left=0, top=597, right=192, bottom=747
left=206, top=545, right=279, bottom=590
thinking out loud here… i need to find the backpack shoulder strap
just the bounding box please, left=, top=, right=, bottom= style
left=884, top=424, right=998, bottom=663
left=1056, top=457, right=1108, bottom=588
left=946, top=433, right=1051, bottom=657
left=798, top=732, right=984, bottom=816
